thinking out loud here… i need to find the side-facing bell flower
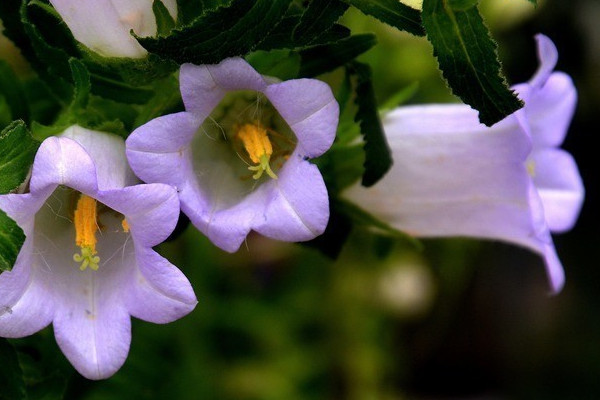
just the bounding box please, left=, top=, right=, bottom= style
left=0, top=126, right=197, bottom=379
left=126, top=58, right=338, bottom=252
left=49, top=0, right=177, bottom=58
left=344, top=34, right=583, bottom=293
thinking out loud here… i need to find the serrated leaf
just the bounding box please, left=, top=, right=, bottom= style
left=0, top=120, right=39, bottom=194
left=153, top=0, right=176, bottom=36
left=0, top=339, right=26, bottom=400
left=422, top=0, right=523, bottom=126
left=298, top=33, right=377, bottom=77
left=348, top=62, right=393, bottom=187
left=138, top=0, right=294, bottom=65
left=292, top=0, right=349, bottom=44
left=342, top=0, right=424, bottom=36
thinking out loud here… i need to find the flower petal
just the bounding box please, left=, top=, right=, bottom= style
left=54, top=304, right=131, bottom=380
left=180, top=58, right=267, bottom=115
left=49, top=0, right=148, bottom=58
left=529, top=34, right=559, bottom=89
left=531, top=148, right=584, bottom=232
left=254, top=156, right=329, bottom=241
left=0, top=239, right=54, bottom=337
left=99, top=183, right=180, bottom=247
left=515, top=72, right=577, bottom=148
left=126, top=112, right=199, bottom=190
left=62, top=126, right=137, bottom=189
left=125, top=248, right=197, bottom=324
left=265, top=79, right=338, bottom=157
left=29, top=136, right=98, bottom=195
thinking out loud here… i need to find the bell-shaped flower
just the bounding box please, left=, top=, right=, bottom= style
left=126, top=58, right=338, bottom=252
left=48, top=0, right=177, bottom=58
left=344, top=35, right=583, bottom=293
left=0, top=126, right=197, bottom=379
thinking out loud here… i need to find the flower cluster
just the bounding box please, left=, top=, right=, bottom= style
left=0, top=0, right=584, bottom=385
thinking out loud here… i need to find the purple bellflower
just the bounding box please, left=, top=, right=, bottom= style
left=0, top=126, right=197, bottom=379
left=344, top=35, right=583, bottom=293
left=49, top=0, right=177, bottom=58
left=126, top=58, right=338, bottom=252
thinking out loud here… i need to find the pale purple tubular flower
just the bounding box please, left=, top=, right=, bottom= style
left=344, top=34, right=583, bottom=293
left=126, top=58, right=338, bottom=252
left=49, top=0, right=177, bottom=58
left=0, top=126, right=197, bottom=380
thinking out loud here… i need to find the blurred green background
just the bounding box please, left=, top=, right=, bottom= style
left=7, top=0, right=600, bottom=398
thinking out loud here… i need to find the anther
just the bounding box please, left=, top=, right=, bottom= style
left=237, top=123, right=278, bottom=180
left=73, top=194, right=100, bottom=271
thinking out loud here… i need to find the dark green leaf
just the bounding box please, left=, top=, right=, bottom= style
left=138, top=0, right=294, bottom=65
left=342, top=0, right=424, bottom=36
left=299, top=33, right=376, bottom=77
left=422, top=0, right=523, bottom=126
left=0, top=61, right=29, bottom=123
left=348, top=62, right=393, bottom=187
left=0, top=339, right=26, bottom=400
left=257, top=16, right=351, bottom=51
left=337, top=200, right=422, bottom=249
left=303, top=200, right=353, bottom=258
left=315, top=145, right=364, bottom=195
left=153, top=0, right=177, bottom=36
left=245, top=50, right=301, bottom=80
left=448, top=0, right=478, bottom=11
left=292, top=0, right=349, bottom=44
left=0, top=120, right=39, bottom=194
left=0, top=210, right=25, bottom=272
left=69, top=58, right=91, bottom=110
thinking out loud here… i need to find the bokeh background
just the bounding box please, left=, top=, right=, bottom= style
left=6, top=0, right=600, bottom=398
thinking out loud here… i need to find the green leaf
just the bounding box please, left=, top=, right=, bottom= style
left=69, top=58, right=91, bottom=110
left=0, top=61, right=29, bottom=123
left=337, top=200, right=422, bottom=249
left=341, top=0, right=424, bottom=36
left=0, top=339, right=26, bottom=400
left=298, top=33, right=377, bottom=77
left=0, top=120, right=39, bottom=194
left=138, top=0, right=294, bottom=65
left=245, top=50, right=301, bottom=80
left=292, top=0, right=349, bottom=44
left=256, top=16, right=351, bottom=52
left=153, top=0, right=177, bottom=36
left=0, top=210, right=25, bottom=272
left=379, top=81, right=419, bottom=113
left=422, top=0, right=523, bottom=126
left=448, top=0, right=478, bottom=10
left=348, top=62, right=393, bottom=187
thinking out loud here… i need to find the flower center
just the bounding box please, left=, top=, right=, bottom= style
left=73, top=194, right=100, bottom=271
left=236, top=122, right=278, bottom=180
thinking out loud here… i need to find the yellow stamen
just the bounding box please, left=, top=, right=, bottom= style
left=122, top=218, right=130, bottom=233
left=236, top=123, right=278, bottom=180
left=72, top=194, right=100, bottom=271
